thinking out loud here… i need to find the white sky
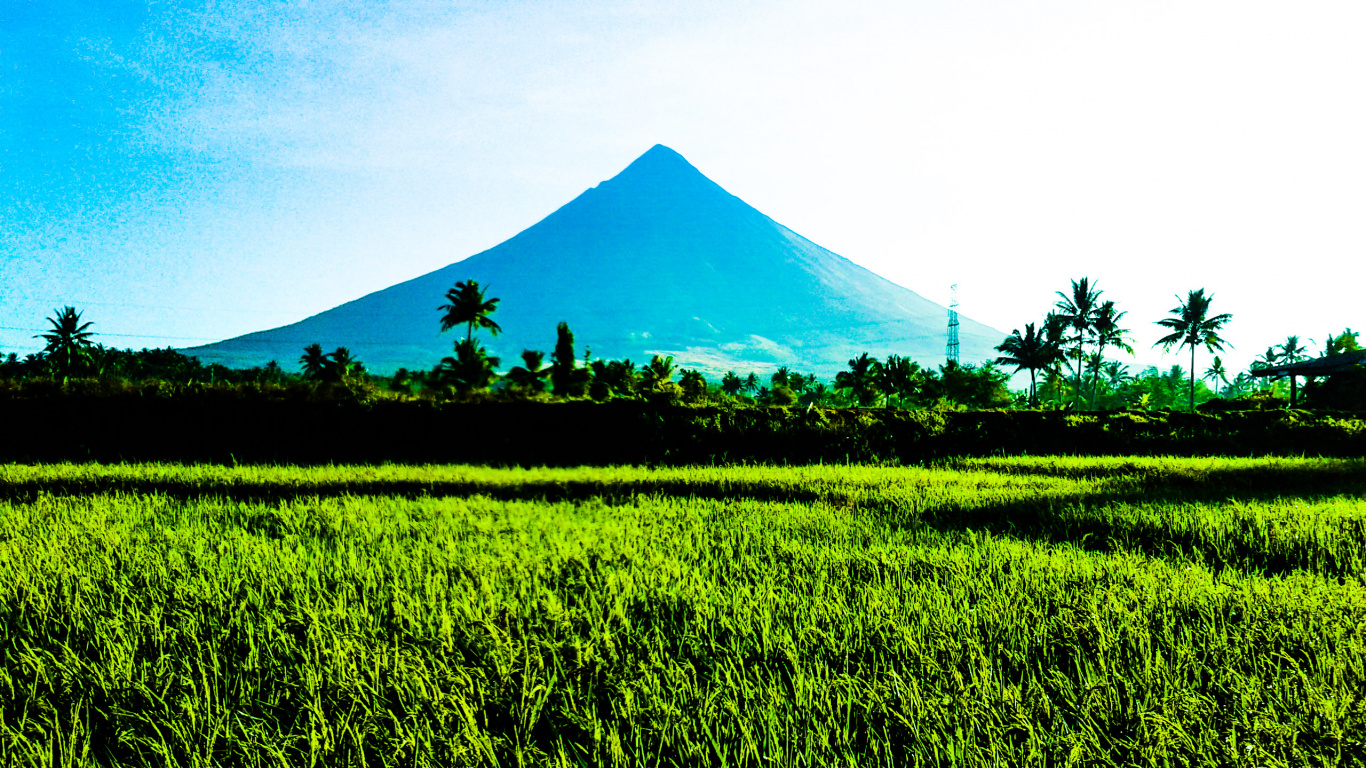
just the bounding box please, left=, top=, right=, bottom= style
left=4, top=0, right=1364, bottom=374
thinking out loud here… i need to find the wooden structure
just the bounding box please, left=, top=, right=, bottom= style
left=1248, top=349, right=1366, bottom=406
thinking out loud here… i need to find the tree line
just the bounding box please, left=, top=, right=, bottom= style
left=993, top=277, right=1361, bottom=411
left=6, top=278, right=1362, bottom=410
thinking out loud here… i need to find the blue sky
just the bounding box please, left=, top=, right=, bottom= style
left=4, top=0, right=1365, bottom=374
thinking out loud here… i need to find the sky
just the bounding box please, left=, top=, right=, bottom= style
left=3, top=0, right=1364, bottom=376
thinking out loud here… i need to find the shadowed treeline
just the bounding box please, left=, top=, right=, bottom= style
left=4, top=396, right=1366, bottom=465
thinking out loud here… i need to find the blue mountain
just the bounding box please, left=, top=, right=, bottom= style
left=186, top=145, right=1004, bottom=376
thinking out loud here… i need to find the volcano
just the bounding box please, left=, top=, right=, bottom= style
left=187, top=145, right=1004, bottom=377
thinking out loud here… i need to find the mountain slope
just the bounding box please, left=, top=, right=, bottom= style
left=187, top=145, right=1004, bottom=377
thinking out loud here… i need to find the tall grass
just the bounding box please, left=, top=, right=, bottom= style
left=1, top=459, right=1364, bottom=766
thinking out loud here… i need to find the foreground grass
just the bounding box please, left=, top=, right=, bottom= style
left=1, top=459, right=1365, bottom=766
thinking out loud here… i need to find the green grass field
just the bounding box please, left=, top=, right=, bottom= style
left=2, top=458, right=1365, bottom=767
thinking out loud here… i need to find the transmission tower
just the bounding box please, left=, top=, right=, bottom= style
left=946, top=284, right=960, bottom=365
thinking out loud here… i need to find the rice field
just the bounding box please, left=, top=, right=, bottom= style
left=2, top=457, right=1365, bottom=766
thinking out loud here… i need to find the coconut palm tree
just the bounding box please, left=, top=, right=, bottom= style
left=994, top=323, right=1063, bottom=407
left=1088, top=301, right=1132, bottom=407
left=437, top=338, right=500, bottom=394
left=36, top=306, right=96, bottom=382
left=1278, top=335, right=1309, bottom=365
left=299, top=343, right=329, bottom=380
left=1054, top=278, right=1104, bottom=401
left=1154, top=288, right=1233, bottom=412
left=1203, top=356, right=1229, bottom=397
left=835, top=353, right=883, bottom=407
left=679, top=369, right=707, bottom=398
left=878, top=355, right=923, bottom=409
left=721, top=371, right=743, bottom=397
left=742, top=373, right=760, bottom=395
left=1102, top=361, right=1131, bottom=391
left=799, top=381, right=830, bottom=408
left=640, top=355, right=676, bottom=389
left=505, top=350, right=550, bottom=393
left=1251, top=347, right=1279, bottom=370
left=438, top=280, right=502, bottom=342
left=326, top=347, right=361, bottom=382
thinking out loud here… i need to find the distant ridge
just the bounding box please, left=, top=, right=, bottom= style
left=186, top=145, right=1004, bottom=376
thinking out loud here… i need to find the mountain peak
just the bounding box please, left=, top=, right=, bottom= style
left=187, top=145, right=1005, bottom=375
left=606, top=144, right=707, bottom=187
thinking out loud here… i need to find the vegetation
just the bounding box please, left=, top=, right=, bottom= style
left=5, top=277, right=1365, bottom=413
left=439, top=280, right=502, bottom=342
left=2, top=458, right=1364, bottom=766
left=1155, top=289, right=1234, bottom=412
left=35, top=306, right=95, bottom=382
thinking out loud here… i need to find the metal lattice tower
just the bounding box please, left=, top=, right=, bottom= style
left=946, top=284, right=960, bottom=365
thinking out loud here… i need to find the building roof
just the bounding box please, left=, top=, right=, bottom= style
left=1248, top=349, right=1366, bottom=378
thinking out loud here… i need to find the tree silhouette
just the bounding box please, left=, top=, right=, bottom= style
left=1251, top=347, right=1279, bottom=372
left=326, top=347, right=361, bottom=382
left=720, top=371, right=743, bottom=397
left=438, top=338, right=500, bottom=394
left=1154, top=289, right=1233, bottom=412
left=549, top=322, right=590, bottom=397
left=679, top=369, right=707, bottom=399
left=995, top=322, right=1064, bottom=407
left=1323, top=329, right=1361, bottom=356
left=878, top=355, right=923, bottom=409
left=589, top=358, right=637, bottom=400
left=1102, top=361, right=1131, bottom=391
left=1054, top=278, right=1103, bottom=404
left=438, top=280, right=502, bottom=342
left=640, top=355, right=676, bottom=389
left=299, top=343, right=329, bottom=380
left=1203, top=356, right=1229, bottom=397
left=798, top=381, right=830, bottom=408
left=835, top=353, right=883, bottom=407
left=36, top=306, right=95, bottom=382
left=742, top=373, right=760, bottom=395
left=506, top=350, right=550, bottom=394
left=1278, top=335, right=1309, bottom=365
left=1088, top=301, right=1132, bottom=408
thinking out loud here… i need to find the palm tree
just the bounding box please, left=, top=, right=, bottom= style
left=1054, top=278, right=1104, bottom=402
left=1203, top=356, right=1229, bottom=397
left=505, top=350, right=550, bottom=393
left=878, top=355, right=923, bottom=409
left=36, top=306, right=95, bottom=382
left=679, top=369, right=707, bottom=398
left=326, top=347, right=361, bottom=382
left=1278, top=335, right=1309, bottom=365
left=1325, top=328, right=1361, bottom=355
left=721, top=371, right=743, bottom=397
left=1154, top=288, right=1233, bottom=412
left=437, top=338, right=500, bottom=394
left=438, top=280, right=501, bottom=342
left=835, top=353, right=883, bottom=407
left=640, top=355, right=676, bottom=389
left=799, top=381, right=830, bottom=408
left=1251, top=347, right=1279, bottom=371
left=771, top=367, right=791, bottom=388
left=742, top=373, right=760, bottom=395
left=994, top=323, right=1063, bottom=407
left=1088, top=301, right=1132, bottom=407
left=299, top=343, right=329, bottom=380
left=1102, top=361, right=1131, bottom=391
